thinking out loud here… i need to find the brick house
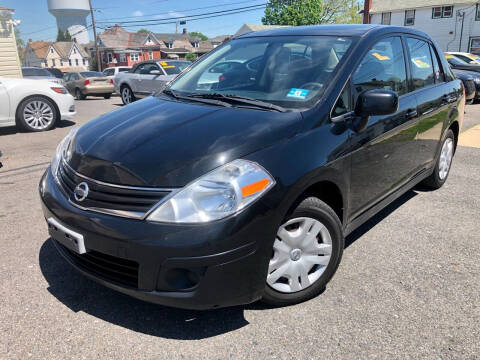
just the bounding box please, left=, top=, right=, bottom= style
left=97, top=25, right=216, bottom=68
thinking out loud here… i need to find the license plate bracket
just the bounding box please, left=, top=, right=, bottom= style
left=47, top=217, right=87, bottom=254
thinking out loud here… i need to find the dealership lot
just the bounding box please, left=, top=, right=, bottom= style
left=1, top=98, right=479, bottom=359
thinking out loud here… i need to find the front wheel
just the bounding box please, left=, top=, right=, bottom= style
left=121, top=86, right=135, bottom=105
left=16, top=96, right=58, bottom=132
left=421, top=129, right=455, bottom=189
left=262, top=197, right=344, bottom=307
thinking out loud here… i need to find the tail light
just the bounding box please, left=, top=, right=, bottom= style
left=84, top=79, right=90, bottom=86
left=219, top=75, right=226, bottom=82
left=110, top=79, right=113, bottom=84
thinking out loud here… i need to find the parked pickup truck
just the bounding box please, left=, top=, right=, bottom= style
left=114, top=60, right=190, bottom=105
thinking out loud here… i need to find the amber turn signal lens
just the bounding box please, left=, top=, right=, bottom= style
left=50, top=87, right=67, bottom=94
left=241, top=179, right=270, bottom=198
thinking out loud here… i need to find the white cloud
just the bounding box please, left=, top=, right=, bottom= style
left=154, top=11, right=186, bottom=20
left=132, top=10, right=144, bottom=17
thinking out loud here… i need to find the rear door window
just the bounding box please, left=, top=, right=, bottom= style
left=430, top=45, right=445, bottom=83
left=407, top=38, right=435, bottom=90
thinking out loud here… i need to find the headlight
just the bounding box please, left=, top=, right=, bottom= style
left=147, top=159, right=275, bottom=223
left=474, top=77, right=480, bottom=84
left=51, top=127, right=78, bottom=179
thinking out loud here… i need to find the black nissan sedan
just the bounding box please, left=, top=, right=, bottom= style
left=40, top=25, right=464, bottom=309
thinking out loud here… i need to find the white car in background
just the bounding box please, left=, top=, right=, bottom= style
left=445, top=52, right=480, bottom=64
left=103, top=66, right=132, bottom=80
left=0, top=77, right=76, bottom=132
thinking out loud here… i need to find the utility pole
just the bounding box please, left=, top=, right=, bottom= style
left=458, top=11, right=465, bottom=52
left=88, top=0, right=102, bottom=72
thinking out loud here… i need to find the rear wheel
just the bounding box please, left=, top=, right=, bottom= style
left=421, top=129, right=455, bottom=189
left=16, top=96, right=58, bottom=132
left=121, top=85, right=135, bottom=105
left=262, top=197, right=344, bottom=306
left=75, top=88, right=86, bottom=100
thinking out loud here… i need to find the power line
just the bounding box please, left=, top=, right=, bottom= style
left=95, top=0, right=265, bottom=22
left=104, top=6, right=266, bottom=30
left=96, top=4, right=267, bottom=25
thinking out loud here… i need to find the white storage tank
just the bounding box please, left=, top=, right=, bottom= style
left=47, top=0, right=90, bottom=44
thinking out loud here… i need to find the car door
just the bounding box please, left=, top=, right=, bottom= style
left=406, top=37, right=453, bottom=170
left=347, top=36, right=419, bottom=219
left=0, top=81, right=10, bottom=124
left=131, top=63, right=150, bottom=95
left=142, top=63, right=163, bottom=94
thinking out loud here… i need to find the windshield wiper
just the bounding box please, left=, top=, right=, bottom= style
left=186, top=93, right=287, bottom=112
left=162, top=89, right=232, bottom=107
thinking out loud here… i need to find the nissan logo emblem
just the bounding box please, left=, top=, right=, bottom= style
left=74, top=182, right=89, bottom=202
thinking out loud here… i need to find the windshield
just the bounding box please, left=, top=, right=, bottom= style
left=160, top=61, right=191, bottom=75
left=446, top=55, right=468, bottom=66
left=22, top=68, right=54, bottom=77
left=166, top=36, right=355, bottom=109
left=80, top=71, right=104, bottom=77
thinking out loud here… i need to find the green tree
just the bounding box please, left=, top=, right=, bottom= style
left=64, top=30, right=72, bottom=41
left=185, top=52, right=197, bottom=62
left=57, top=28, right=66, bottom=41
left=189, top=31, right=208, bottom=41
left=262, top=0, right=361, bottom=26
left=137, top=29, right=149, bottom=33
left=89, top=56, right=98, bottom=71
left=14, top=28, right=25, bottom=62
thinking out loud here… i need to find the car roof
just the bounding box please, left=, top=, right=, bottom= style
left=236, top=24, right=431, bottom=40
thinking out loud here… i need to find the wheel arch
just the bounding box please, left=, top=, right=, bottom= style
left=283, top=179, right=345, bottom=225
left=448, top=120, right=460, bottom=150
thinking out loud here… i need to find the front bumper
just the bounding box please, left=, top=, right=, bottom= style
left=39, top=169, right=277, bottom=309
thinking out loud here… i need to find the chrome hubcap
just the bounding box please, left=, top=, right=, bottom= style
left=439, top=138, right=454, bottom=180
left=23, top=101, right=53, bottom=129
left=267, top=217, right=333, bottom=293
left=122, top=88, right=131, bottom=104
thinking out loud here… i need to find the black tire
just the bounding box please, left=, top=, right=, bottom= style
left=75, top=88, right=86, bottom=100
left=262, top=197, right=344, bottom=307
left=16, top=96, right=58, bottom=132
left=121, top=85, right=135, bottom=105
left=421, top=129, right=455, bottom=189
left=103, top=94, right=111, bottom=99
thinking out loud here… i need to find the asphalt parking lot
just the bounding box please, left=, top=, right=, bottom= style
left=1, top=98, right=479, bottom=359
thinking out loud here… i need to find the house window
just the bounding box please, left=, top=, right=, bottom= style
left=432, top=7, right=442, bottom=18
left=107, top=53, right=113, bottom=63
left=442, top=6, right=453, bottom=18
left=167, top=42, right=173, bottom=49
left=69, top=59, right=72, bottom=66
left=148, top=50, right=153, bottom=60
left=405, top=10, right=415, bottom=26
left=50, top=48, right=54, bottom=54
left=130, top=53, right=139, bottom=62
left=83, top=58, right=86, bottom=65
left=52, top=59, right=56, bottom=67
left=120, top=53, right=126, bottom=62
left=44, top=60, right=48, bottom=67
left=381, top=12, right=391, bottom=25
left=75, top=59, right=79, bottom=66
left=60, top=60, right=63, bottom=66
left=73, top=47, right=77, bottom=54
left=470, top=37, right=480, bottom=53
left=477, top=4, right=480, bottom=20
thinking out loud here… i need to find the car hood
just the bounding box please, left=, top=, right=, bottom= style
left=67, top=96, right=302, bottom=187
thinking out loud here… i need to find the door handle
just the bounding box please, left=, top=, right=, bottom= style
left=406, top=109, right=418, bottom=119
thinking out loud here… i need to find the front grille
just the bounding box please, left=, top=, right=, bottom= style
left=57, top=161, right=171, bottom=218
left=57, top=242, right=139, bottom=288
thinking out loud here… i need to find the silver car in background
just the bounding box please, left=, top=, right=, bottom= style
left=21, top=67, right=64, bottom=85
left=114, top=60, right=190, bottom=105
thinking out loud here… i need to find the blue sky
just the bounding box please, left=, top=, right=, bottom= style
left=4, top=0, right=267, bottom=42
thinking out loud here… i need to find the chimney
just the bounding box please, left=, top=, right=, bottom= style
left=363, top=0, right=372, bottom=24
left=182, top=28, right=187, bottom=35
left=28, top=38, right=32, bottom=42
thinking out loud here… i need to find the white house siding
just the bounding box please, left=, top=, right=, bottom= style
left=370, top=3, right=480, bottom=54
left=68, top=44, right=88, bottom=69
left=0, top=16, right=22, bottom=78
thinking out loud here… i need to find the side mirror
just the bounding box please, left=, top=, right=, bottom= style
left=355, top=89, right=399, bottom=118
left=352, top=89, right=399, bottom=133
left=150, top=70, right=161, bottom=75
